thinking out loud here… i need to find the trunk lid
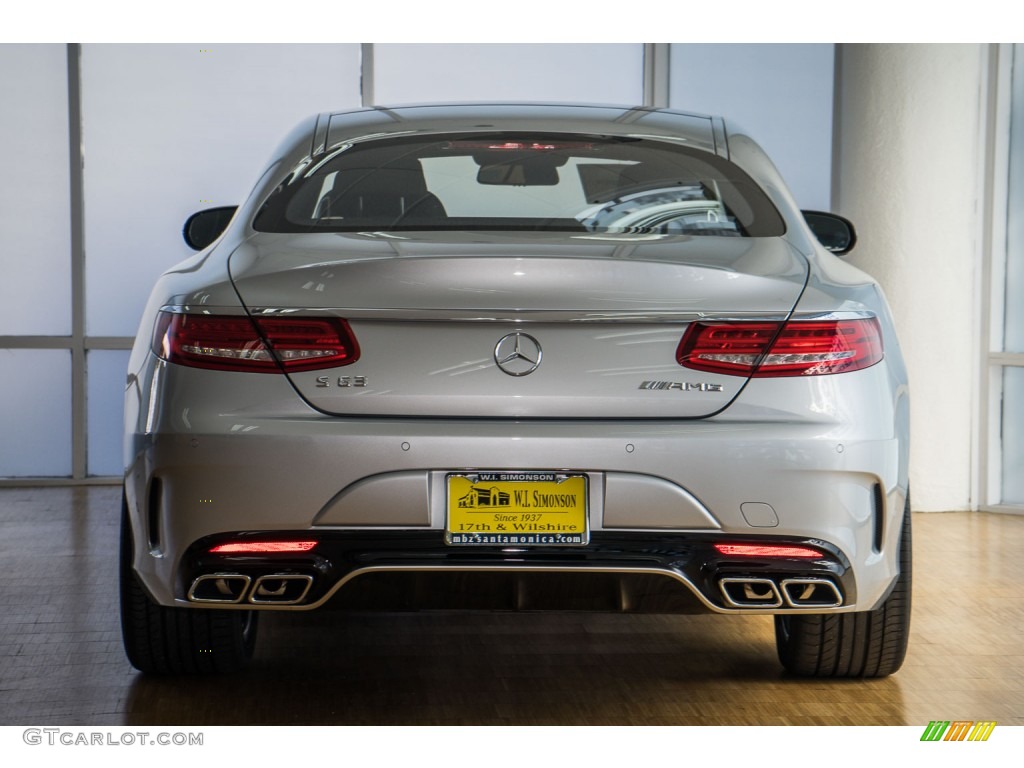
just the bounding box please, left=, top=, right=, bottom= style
left=227, top=232, right=807, bottom=418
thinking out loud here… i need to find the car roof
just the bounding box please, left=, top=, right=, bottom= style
left=315, top=103, right=726, bottom=158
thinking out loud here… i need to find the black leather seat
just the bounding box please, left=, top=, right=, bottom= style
left=318, top=165, right=447, bottom=226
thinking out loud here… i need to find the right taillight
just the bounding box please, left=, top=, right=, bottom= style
left=677, top=317, right=883, bottom=377
left=152, top=311, right=360, bottom=373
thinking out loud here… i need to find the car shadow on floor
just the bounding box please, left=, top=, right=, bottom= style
left=120, top=608, right=905, bottom=726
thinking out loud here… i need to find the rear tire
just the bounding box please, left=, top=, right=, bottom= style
left=774, top=495, right=911, bottom=678
left=120, top=494, right=258, bottom=675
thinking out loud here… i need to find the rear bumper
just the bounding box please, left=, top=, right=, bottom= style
left=124, top=356, right=908, bottom=614
left=179, top=530, right=854, bottom=615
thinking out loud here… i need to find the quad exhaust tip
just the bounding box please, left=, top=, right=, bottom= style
left=718, top=577, right=783, bottom=608
left=188, top=573, right=252, bottom=604
left=187, top=573, right=314, bottom=605
left=249, top=574, right=314, bottom=605
left=718, top=576, right=843, bottom=609
left=780, top=578, right=843, bottom=607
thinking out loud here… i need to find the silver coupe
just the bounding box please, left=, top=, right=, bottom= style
left=121, top=103, right=911, bottom=677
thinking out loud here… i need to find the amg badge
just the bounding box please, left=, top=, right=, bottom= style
left=638, top=380, right=723, bottom=392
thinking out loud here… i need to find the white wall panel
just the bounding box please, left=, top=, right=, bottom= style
left=87, top=350, right=131, bottom=477
left=81, top=44, right=362, bottom=337
left=669, top=44, right=834, bottom=210
left=836, top=44, right=983, bottom=512
left=0, top=350, right=72, bottom=477
left=0, top=44, right=72, bottom=336
left=374, top=44, right=643, bottom=105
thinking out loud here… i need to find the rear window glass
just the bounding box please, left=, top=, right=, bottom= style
left=254, top=133, right=786, bottom=237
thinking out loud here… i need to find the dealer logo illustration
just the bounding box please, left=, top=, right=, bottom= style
left=920, top=721, right=996, bottom=741
left=458, top=486, right=511, bottom=508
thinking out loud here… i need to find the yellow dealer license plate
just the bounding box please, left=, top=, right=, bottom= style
left=446, top=472, right=589, bottom=546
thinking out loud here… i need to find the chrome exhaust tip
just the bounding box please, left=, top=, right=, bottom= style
left=780, top=578, right=843, bottom=607
left=249, top=574, right=314, bottom=605
left=188, top=573, right=252, bottom=603
left=718, top=577, right=783, bottom=608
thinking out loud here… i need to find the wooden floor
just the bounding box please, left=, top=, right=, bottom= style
left=1, top=486, right=1022, bottom=726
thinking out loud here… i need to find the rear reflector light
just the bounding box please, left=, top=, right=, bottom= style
left=677, top=318, right=883, bottom=377
left=714, top=544, right=821, bottom=558
left=210, top=541, right=318, bottom=554
left=153, top=312, right=359, bottom=373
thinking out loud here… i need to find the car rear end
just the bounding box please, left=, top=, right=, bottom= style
left=122, top=104, right=909, bottom=676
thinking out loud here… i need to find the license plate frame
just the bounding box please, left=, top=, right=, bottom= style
left=445, top=471, right=589, bottom=546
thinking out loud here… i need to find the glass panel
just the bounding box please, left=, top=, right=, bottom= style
left=374, top=44, right=643, bottom=105
left=1004, top=44, right=1024, bottom=353
left=1001, top=367, right=1024, bottom=504
left=0, top=44, right=71, bottom=335
left=669, top=43, right=834, bottom=210
left=255, top=133, right=784, bottom=237
left=87, top=350, right=131, bottom=477
left=0, top=350, right=72, bottom=477
left=81, top=43, right=362, bottom=337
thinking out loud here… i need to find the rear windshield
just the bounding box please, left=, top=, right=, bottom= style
left=254, top=133, right=786, bottom=237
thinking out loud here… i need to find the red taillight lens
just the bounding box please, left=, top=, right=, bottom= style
left=677, top=318, right=883, bottom=377
left=152, top=312, right=359, bottom=373
left=209, top=541, right=318, bottom=554
left=714, top=543, right=821, bottom=558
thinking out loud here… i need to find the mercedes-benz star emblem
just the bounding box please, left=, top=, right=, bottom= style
left=494, top=332, right=543, bottom=377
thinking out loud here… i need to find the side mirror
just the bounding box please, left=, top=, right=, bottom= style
left=802, top=210, right=857, bottom=256
left=183, top=206, right=238, bottom=251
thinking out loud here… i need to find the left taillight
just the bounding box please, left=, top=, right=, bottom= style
left=152, top=311, right=360, bottom=373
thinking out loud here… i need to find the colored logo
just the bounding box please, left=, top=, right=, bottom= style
left=920, top=721, right=996, bottom=741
